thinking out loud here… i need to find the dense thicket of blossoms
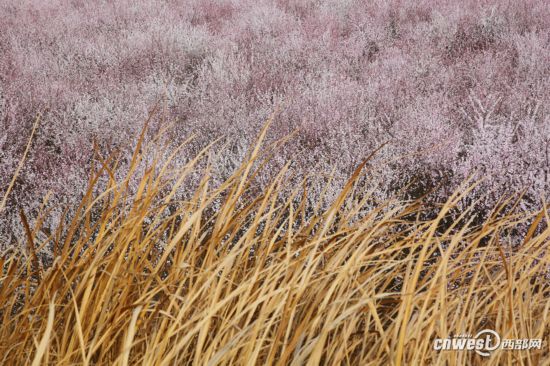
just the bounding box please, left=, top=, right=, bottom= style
left=0, top=0, right=548, bottom=238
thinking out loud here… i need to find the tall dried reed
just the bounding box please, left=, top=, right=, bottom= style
left=1, top=124, right=549, bottom=365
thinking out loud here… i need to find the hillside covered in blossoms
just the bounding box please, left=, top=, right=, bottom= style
left=0, top=0, right=549, bottom=238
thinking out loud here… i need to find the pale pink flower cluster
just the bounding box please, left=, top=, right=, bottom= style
left=0, top=0, right=548, bottom=238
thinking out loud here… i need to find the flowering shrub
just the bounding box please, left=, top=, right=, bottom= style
left=0, top=0, right=548, bottom=238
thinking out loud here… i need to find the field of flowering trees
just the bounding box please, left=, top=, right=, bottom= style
left=0, top=0, right=549, bottom=238
left=2, top=1, right=550, bottom=364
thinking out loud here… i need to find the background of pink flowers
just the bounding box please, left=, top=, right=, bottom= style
left=0, top=0, right=548, bottom=239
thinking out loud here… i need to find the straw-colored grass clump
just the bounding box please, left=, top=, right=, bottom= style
left=1, top=124, right=549, bottom=365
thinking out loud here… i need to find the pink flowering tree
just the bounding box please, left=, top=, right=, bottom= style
left=0, top=0, right=548, bottom=240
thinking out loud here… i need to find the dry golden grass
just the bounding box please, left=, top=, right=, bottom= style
left=1, top=122, right=549, bottom=365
